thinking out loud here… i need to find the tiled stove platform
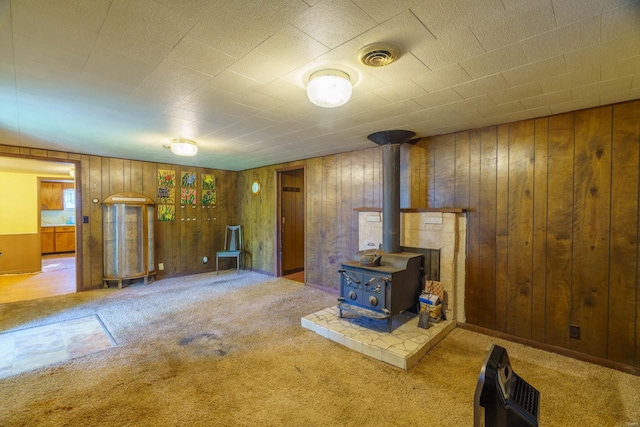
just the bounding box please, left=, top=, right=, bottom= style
left=301, top=306, right=456, bottom=370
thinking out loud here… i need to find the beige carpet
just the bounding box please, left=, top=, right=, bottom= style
left=0, top=271, right=638, bottom=426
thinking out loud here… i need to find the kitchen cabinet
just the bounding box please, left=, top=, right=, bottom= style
left=40, top=181, right=74, bottom=210
left=41, top=226, right=75, bottom=253
left=41, top=227, right=55, bottom=253
left=54, top=226, right=75, bottom=252
left=41, top=182, right=63, bottom=210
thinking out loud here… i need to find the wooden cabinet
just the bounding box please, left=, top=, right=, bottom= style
left=54, top=226, right=75, bottom=252
left=41, top=182, right=63, bottom=210
left=41, top=227, right=55, bottom=253
left=41, top=226, right=75, bottom=253
left=102, top=193, right=155, bottom=288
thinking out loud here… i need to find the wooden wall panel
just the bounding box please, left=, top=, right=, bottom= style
left=338, top=155, right=352, bottom=266
left=425, top=137, right=436, bottom=208
left=409, top=143, right=428, bottom=209
left=545, top=113, right=574, bottom=348
left=609, top=101, right=640, bottom=365
left=350, top=150, right=366, bottom=256
left=433, top=134, right=456, bottom=208
left=400, top=144, right=412, bottom=208
left=323, top=156, right=339, bottom=287
left=466, top=130, right=482, bottom=325
left=506, top=120, right=535, bottom=339
left=532, top=118, right=549, bottom=343
left=495, top=124, right=510, bottom=332
left=478, top=127, right=497, bottom=329
left=305, top=158, right=322, bottom=285
left=89, top=155, right=104, bottom=287
left=571, top=106, right=612, bottom=358
left=0, top=234, right=41, bottom=273
left=453, top=132, right=471, bottom=322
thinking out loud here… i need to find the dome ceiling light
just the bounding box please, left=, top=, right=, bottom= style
left=168, top=138, right=198, bottom=156
left=306, top=69, right=352, bottom=108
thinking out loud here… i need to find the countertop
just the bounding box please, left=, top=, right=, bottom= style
left=41, top=224, right=76, bottom=227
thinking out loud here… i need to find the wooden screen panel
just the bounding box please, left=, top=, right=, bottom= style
left=478, top=127, right=498, bottom=329
left=571, top=106, right=612, bottom=358
left=506, top=120, right=535, bottom=339
left=532, top=117, right=549, bottom=343
left=609, top=101, right=640, bottom=365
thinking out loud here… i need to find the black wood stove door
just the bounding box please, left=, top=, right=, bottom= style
left=340, top=269, right=363, bottom=306
left=340, top=269, right=389, bottom=314
left=361, top=273, right=388, bottom=312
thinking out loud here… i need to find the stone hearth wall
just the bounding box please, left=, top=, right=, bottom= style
left=358, top=211, right=466, bottom=322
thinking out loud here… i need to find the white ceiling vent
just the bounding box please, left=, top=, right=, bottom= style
left=357, top=43, right=400, bottom=67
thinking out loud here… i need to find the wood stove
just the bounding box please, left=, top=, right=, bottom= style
left=338, top=251, right=423, bottom=331
left=337, top=130, right=424, bottom=332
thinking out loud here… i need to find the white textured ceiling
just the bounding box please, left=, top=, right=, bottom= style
left=0, top=0, right=639, bottom=171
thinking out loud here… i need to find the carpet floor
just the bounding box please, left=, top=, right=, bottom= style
left=0, top=271, right=638, bottom=426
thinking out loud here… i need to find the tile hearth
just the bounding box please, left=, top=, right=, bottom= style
left=301, top=307, right=456, bottom=370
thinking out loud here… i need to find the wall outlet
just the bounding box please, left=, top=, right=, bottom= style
left=570, top=325, right=580, bottom=339
left=158, top=263, right=164, bottom=271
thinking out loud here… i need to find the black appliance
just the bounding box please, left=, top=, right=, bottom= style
left=338, top=252, right=422, bottom=332
left=337, top=130, right=424, bottom=332
left=474, top=344, right=540, bottom=427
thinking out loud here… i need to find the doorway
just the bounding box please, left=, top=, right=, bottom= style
left=0, top=156, right=78, bottom=302
left=277, top=168, right=305, bottom=282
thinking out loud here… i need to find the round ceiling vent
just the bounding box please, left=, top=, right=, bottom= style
left=357, top=43, right=400, bottom=67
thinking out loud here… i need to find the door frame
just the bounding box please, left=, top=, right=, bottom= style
left=275, top=166, right=306, bottom=277
left=1, top=154, right=81, bottom=293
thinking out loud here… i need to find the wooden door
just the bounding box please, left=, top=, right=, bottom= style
left=281, top=169, right=304, bottom=275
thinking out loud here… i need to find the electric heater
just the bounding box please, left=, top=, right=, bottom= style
left=474, top=344, right=540, bottom=427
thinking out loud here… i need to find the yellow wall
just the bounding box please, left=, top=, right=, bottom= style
left=0, top=171, right=38, bottom=234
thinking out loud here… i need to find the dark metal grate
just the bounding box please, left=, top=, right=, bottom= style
left=512, top=374, right=540, bottom=418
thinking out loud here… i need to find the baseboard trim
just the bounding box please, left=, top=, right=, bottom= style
left=458, top=323, right=640, bottom=377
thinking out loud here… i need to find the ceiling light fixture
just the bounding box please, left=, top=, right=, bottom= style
left=307, top=69, right=352, bottom=108
left=69, top=167, right=75, bottom=178
left=169, top=138, right=198, bottom=156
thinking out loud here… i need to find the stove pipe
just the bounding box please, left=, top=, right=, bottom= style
left=367, top=130, right=416, bottom=254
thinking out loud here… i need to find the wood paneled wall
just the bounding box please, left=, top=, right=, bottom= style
left=239, top=100, right=640, bottom=369
left=237, top=151, right=382, bottom=288
left=0, top=146, right=237, bottom=290
left=410, top=100, right=640, bottom=367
